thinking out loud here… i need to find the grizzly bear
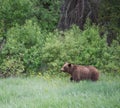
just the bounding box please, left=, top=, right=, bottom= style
left=61, top=62, right=99, bottom=82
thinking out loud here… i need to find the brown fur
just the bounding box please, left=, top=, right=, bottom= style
left=61, top=62, right=99, bottom=82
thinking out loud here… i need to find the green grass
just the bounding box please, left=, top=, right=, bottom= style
left=0, top=75, right=120, bottom=108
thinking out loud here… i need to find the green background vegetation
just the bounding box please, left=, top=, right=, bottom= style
left=0, top=0, right=120, bottom=76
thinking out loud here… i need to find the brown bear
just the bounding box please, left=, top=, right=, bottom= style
left=61, top=62, right=99, bottom=82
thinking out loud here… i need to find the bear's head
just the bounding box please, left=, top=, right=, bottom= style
left=61, top=62, right=72, bottom=74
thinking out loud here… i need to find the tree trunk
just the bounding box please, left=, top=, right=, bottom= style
left=58, top=0, right=100, bottom=30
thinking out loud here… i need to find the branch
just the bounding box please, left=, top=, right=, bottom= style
left=86, top=0, right=92, bottom=18
left=65, top=0, right=72, bottom=26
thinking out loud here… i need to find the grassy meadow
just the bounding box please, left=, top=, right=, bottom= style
left=0, top=74, right=120, bottom=108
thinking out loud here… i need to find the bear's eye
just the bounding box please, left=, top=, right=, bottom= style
left=68, top=63, right=71, bottom=67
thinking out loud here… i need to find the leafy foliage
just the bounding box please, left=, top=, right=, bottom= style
left=0, top=58, right=24, bottom=77
left=0, top=20, right=46, bottom=75
left=0, top=21, right=120, bottom=76
left=0, top=0, right=32, bottom=29
left=31, top=0, right=60, bottom=30
left=0, top=0, right=120, bottom=77
left=99, top=0, right=120, bottom=44
left=42, top=25, right=120, bottom=74
left=0, top=0, right=60, bottom=32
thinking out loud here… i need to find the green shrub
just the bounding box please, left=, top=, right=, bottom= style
left=0, top=0, right=61, bottom=32
left=0, top=57, right=24, bottom=77
left=103, top=40, right=120, bottom=74
left=0, top=20, right=46, bottom=75
left=42, top=25, right=120, bottom=74
left=0, top=0, right=33, bottom=28
left=0, top=22, right=119, bottom=76
left=31, top=0, right=61, bottom=30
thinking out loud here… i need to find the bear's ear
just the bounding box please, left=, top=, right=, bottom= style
left=68, top=63, right=71, bottom=67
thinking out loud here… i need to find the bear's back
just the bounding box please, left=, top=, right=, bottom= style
left=73, top=65, right=91, bottom=80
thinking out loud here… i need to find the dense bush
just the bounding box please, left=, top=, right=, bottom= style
left=42, top=25, right=120, bottom=75
left=31, top=0, right=61, bottom=30
left=0, top=58, right=24, bottom=77
left=0, top=21, right=120, bottom=76
left=0, top=0, right=60, bottom=32
left=0, top=20, right=46, bottom=75
left=99, top=0, right=120, bottom=44
left=0, top=0, right=32, bottom=29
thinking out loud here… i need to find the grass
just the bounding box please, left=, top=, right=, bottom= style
left=0, top=74, right=120, bottom=108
